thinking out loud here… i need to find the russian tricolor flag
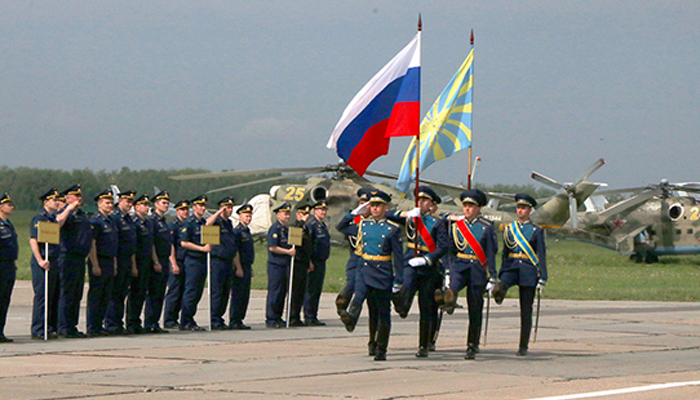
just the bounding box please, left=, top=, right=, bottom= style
left=327, top=32, right=421, bottom=176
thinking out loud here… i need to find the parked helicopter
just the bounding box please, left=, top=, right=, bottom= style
left=551, top=180, right=700, bottom=263
left=170, top=159, right=606, bottom=242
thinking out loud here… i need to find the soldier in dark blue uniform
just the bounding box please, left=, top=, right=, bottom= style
left=0, top=193, right=18, bottom=342
left=126, top=195, right=154, bottom=334
left=265, top=203, right=295, bottom=328
left=229, top=204, right=254, bottom=330
left=205, top=196, right=236, bottom=330
left=443, top=189, right=497, bottom=359
left=179, top=195, right=210, bottom=330
left=163, top=199, right=189, bottom=329
left=304, top=200, right=331, bottom=326
left=390, top=185, right=448, bottom=357
left=288, top=203, right=311, bottom=327
left=55, top=184, right=92, bottom=338
left=492, top=193, right=548, bottom=356
left=106, top=190, right=137, bottom=335
left=29, top=188, right=61, bottom=340
left=341, top=190, right=402, bottom=361
left=145, top=190, right=173, bottom=334
left=86, top=189, right=119, bottom=337
left=335, top=188, right=370, bottom=317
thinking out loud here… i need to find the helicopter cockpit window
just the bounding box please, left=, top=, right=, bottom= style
left=668, top=203, right=683, bottom=221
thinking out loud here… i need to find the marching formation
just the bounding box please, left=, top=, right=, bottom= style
left=0, top=184, right=547, bottom=364
left=334, top=186, right=548, bottom=361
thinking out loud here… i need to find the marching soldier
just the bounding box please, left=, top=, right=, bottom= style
left=0, top=193, right=17, bottom=342
left=144, top=190, right=172, bottom=334
left=340, top=190, right=402, bottom=361
left=126, top=194, right=154, bottom=334
left=391, top=185, right=448, bottom=358
left=106, top=190, right=137, bottom=335
left=205, top=196, right=236, bottom=330
left=304, top=200, right=331, bottom=326
left=492, top=193, right=548, bottom=356
left=179, top=195, right=210, bottom=331
left=29, top=188, right=61, bottom=340
left=443, top=189, right=497, bottom=359
left=229, top=204, right=254, bottom=330
left=55, top=184, right=92, bottom=338
left=163, top=199, right=190, bottom=329
left=335, top=188, right=370, bottom=316
left=288, top=203, right=311, bottom=327
left=265, top=202, right=295, bottom=328
left=86, top=189, right=119, bottom=337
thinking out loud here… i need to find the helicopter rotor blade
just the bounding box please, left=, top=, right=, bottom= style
left=170, top=166, right=329, bottom=181
left=204, top=171, right=314, bottom=194
left=531, top=171, right=565, bottom=191
left=574, top=158, right=605, bottom=185
left=569, top=193, right=578, bottom=230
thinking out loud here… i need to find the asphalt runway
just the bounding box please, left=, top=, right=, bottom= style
left=1, top=281, right=699, bottom=400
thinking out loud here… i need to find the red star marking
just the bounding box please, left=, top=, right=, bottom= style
left=612, top=217, right=625, bottom=229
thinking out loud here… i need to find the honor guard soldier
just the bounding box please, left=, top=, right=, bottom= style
left=265, top=202, right=295, bottom=328
left=86, top=189, right=119, bottom=337
left=335, top=188, right=371, bottom=317
left=229, top=204, right=254, bottom=330
left=145, top=190, right=172, bottom=333
left=304, top=200, right=331, bottom=326
left=55, top=184, right=92, bottom=338
left=106, top=190, right=137, bottom=335
left=179, top=195, right=210, bottom=331
left=126, top=194, right=154, bottom=334
left=205, top=196, right=237, bottom=330
left=444, top=189, right=497, bottom=359
left=391, top=185, right=448, bottom=358
left=492, top=193, right=548, bottom=356
left=288, top=203, right=311, bottom=327
left=341, top=190, right=402, bottom=361
left=0, top=193, right=17, bottom=342
left=29, top=188, right=61, bottom=340
left=163, top=199, right=190, bottom=329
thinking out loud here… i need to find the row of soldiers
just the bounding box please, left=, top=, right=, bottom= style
left=0, top=184, right=258, bottom=342
left=330, top=186, right=548, bottom=361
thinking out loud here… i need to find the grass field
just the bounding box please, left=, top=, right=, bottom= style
left=11, top=210, right=700, bottom=302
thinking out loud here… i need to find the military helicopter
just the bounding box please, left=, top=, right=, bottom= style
left=552, top=180, right=700, bottom=263
left=170, top=159, right=607, bottom=242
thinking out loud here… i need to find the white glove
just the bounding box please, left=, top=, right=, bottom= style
left=536, top=279, right=546, bottom=293
left=351, top=202, right=369, bottom=216
left=392, top=283, right=403, bottom=293
left=485, top=281, right=495, bottom=294
left=408, top=257, right=427, bottom=268
left=406, top=207, right=421, bottom=218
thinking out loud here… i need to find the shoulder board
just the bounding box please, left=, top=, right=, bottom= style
left=386, top=220, right=400, bottom=228
left=429, top=212, right=443, bottom=220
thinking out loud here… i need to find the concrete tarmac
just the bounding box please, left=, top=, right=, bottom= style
left=1, top=281, right=700, bottom=400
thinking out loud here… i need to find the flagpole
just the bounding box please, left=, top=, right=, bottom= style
left=413, top=14, right=422, bottom=257
left=467, top=30, right=474, bottom=190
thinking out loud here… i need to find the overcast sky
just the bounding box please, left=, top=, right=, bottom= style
left=1, top=1, right=698, bottom=191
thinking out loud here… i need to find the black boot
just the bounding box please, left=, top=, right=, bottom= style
left=335, top=290, right=350, bottom=317
left=393, top=286, right=410, bottom=318
left=374, top=324, right=390, bottom=361
left=415, top=321, right=430, bottom=358
left=443, top=288, right=457, bottom=315
left=342, top=302, right=362, bottom=332
left=465, top=343, right=478, bottom=360
left=493, top=281, right=507, bottom=305
left=428, top=318, right=438, bottom=351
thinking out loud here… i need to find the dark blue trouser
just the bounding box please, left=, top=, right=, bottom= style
left=180, top=256, right=206, bottom=327
left=265, top=262, right=288, bottom=323
left=0, top=260, right=16, bottom=336
left=144, top=257, right=169, bottom=329
left=86, top=257, right=114, bottom=334
left=126, top=255, right=151, bottom=329
left=229, top=263, right=252, bottom=324
left=449, top=268, right=485, bottom=346
left=163, top=258, right=185, bottom=326
left=58, top=253, right=86, bottom=335
left=289, top=259, right=308, bottom=322
left=31, top=258, right=59, bottom=337
left=499, top=268, right=537, bottom=349
left=366, top=286, right=391, bottom=353
left=304, top=259, right=326, bottom=320
left=210, top=257, right=233, bottom=327
left=339, top=253, right=359, bottom=300
left=105, top=256, right=132, bottom=332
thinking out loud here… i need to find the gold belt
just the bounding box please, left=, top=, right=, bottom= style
left=508, top=253, right=529, bottom=259
left=457, top=253, right=480, bottom=260
left=407, top=242, right=430, bottom=252
left=362, top=254, right=392, bottom=261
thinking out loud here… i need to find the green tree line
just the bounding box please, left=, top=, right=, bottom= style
left=0, top=166, right=287, bottom=210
